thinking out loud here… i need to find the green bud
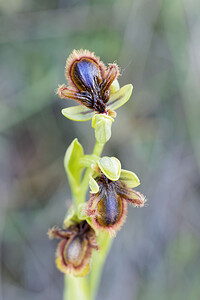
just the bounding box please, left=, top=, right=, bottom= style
left=97, top=156, right=121, bottom=181
left=92, top=114, right=114, bottom=144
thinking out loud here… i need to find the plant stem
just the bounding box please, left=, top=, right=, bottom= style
left=64, top=275, right=90, bottom=300
left=81, top=141, right=104, bottom=198
left=63, top=141, right=106, bottom=300
left=89, top=232, right=113, bottom=300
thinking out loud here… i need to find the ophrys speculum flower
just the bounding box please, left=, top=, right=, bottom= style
left=86, top=157, right=145, bottom=236
left=57, top=49, right=133, bottom=121
left=48, top=220, right=99, bottom=277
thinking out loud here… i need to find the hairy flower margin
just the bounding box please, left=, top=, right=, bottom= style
left=57, top=49, right=133, bottom=122
left=48, top=220, right=99, bottom=277
left=86, top=157, right=146, bottom=236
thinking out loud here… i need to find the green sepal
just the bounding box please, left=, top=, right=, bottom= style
left=62, top=105, right=94, bottom=122
left=120, top=169, right=140, bottom=188
left=78, top=203, right=98, bottom=233
left=108, top=84, right=133, bottom=111
left=92, top=114, right=114, bottom=144
left=97, top=156, right=121, bottom=181
left=64, top=138, right=84, bottom=185
left=110, top=79, right=120, bottom=94
left=63, top=206, right=80, bottom=228
left=77, top=203, right=89, bottom=221
left=63, top=205, right=93, bottom=230
left=89, top=174, right=99, bottom=194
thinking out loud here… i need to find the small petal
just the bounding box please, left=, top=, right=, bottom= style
left=89, top=174, right=100, bottom=194
left=120, top=169, right=140, bottom=188
left=97, top=157, right=121, bottom=181
left=62, top=105, right=94, bottom=121
left=100, top=64, right=119, bottom=103
left=108, top=84, right=133, bottom=111
left=116, top=184, right=145, bottom=207
left=126, top=189, right=145, bottom=207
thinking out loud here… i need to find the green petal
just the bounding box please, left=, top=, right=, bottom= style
left=92, top=114, right=114, bottom=144
left=97, top=156, right=121, bottom=181
left=62, top=105, right=94, bottom=121
left=89, top=174, right=100, bottom=194
left=120, top=169, right=140, bottom=188
left=110, top=79, right=120, bottom=94
left=108, top=84, right=133, bottom=111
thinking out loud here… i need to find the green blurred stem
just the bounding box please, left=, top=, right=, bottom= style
left=63, top=141, right=106, bottom=300
left=64, top=275, right=89, bottom=300
left=89, top=232, right=113, bottom=300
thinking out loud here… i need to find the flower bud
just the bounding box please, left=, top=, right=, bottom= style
left=92, top=114, right=114, bottom=144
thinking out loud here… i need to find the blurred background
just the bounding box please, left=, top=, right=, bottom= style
left=0, top=0, right=200, bottom=299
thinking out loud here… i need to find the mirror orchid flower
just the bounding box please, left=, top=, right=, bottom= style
left=57, top=49, right=133, bottom=121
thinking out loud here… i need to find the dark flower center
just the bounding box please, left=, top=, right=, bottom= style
left=96, top=186, right=122, bottom=227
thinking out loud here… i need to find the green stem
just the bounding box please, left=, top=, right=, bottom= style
left=63, top=141, right=106, bottom=300
left=64, top=275, right=89, bottom=300
left=89, top=232, right=113, bottom=300
left=81, top=142, right=104, bottom=198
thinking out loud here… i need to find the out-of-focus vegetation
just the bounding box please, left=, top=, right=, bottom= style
left=0, top=0, right=200, bottom=299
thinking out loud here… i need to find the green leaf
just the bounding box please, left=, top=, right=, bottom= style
left=62, top=105, right=94, bottom=121
left=92, top=114, right=114, bottom=144
left=89, top=174, right=99, bottom=194
left=120, top=169, right=140, bottom=188
left=97, top=156, right=121, bottom=181
left=64, top=138, right=84, bottom=185
left=108, top=84, right=133, bottom=111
